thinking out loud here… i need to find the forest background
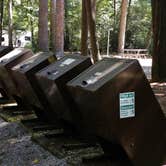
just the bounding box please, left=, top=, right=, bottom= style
left=0, top=0, right=152, bottom=54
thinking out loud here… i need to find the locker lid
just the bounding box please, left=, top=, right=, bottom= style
left=36, top=54, right=91, bottom=81
left=67, top=58, right=139, bottom=91
left=0, top=48, right=31, bottom=66
left=12, top=52, right=55, bottom=72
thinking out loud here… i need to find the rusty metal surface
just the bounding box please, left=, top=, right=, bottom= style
left=67, top=58, right=166, bottom=166
left=36, top=55, right=92, bottom=121
left=0, top=46, right=13, bottom=98
left=0, top=81, right=9, bottom=99
left=11, top=52, right=56, bottom=108
left=0, top=46, right=13, bottom=57
left=0, top=48, right=33, bottom=99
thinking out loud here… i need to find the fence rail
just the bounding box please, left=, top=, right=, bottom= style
left=123, top=49, right=149, bottom=59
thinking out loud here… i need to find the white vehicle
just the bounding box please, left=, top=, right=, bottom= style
left=1, top=30, right=31, bottom=47
left=16, top=31, right=31, bottom=47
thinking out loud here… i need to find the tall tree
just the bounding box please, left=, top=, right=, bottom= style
left=0, top=0, right=4, bottom=46
left=50, top=0, right=56, bottom=52
left=28, top=0, right=36, bottom=50
left=8, top=0, right=13, bottom=47
left=151, top=0, right=166, bottom=81
left=55, top=0, right=65, bottom=58
left=85, top=0, right=100, bottom=63
left=113, top=0, right=117, bottom=27
left=118, top=0, right=128, bottom=54
left=64, top=0, right=70, bottom=51
left=81, top=0, right=88, bottom=56
left=38, top=0, right=49, bottom=51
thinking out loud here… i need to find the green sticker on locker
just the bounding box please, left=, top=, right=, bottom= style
left=119, top=92, right=135, bottom=119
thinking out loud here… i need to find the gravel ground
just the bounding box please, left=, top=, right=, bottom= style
left=0, top=118, right=67, bottom=166
left=151, top=82, right=166, bottom=115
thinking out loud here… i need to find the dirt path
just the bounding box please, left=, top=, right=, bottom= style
left=0, top=118, right=67, bottom=166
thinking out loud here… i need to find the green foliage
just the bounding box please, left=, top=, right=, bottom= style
left=96, top=0, right=152, bottom=53
left=96, top=0, right=121, bottom=53
left=3, top=0, right=39, bottom=51
left=2, top=0, right=152, bottom=54
left=65, top=0, right=81, bottom=51
left=125, top=0, right=152, bottom=49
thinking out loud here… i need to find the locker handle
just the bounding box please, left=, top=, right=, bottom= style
left=47, top=70, right=58, bottom=75
left=20, top=63, right=29, bottom=69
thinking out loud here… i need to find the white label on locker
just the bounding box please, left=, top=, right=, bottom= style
left=60, top=58, right=76, bottom=67
left=119, top=92, right=135, bottom=119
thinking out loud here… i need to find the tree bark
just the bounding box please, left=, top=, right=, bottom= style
left=118, top=0, right=128, bottom=54
left=28, top=1, right=35, bottom=50
left=8, top=0, right=13, bottom=47
left=64, top=0, right=70, bottom=51
left=0, top=0, right=4, bottom=46
left=85, top=0, right=100, bottom=63
left=145, top=25, right=152, bottom=49
left=151, top=0, right=166, bottom=81
left=113, top=0, right=116, bottom=27
left=38, top=0, right=49, bottom=51
left=81, top=0, right=88, bottom=56
left=30, top=18, right=35, bottom=49
left=50, top=0, right=56, bottom=52
left=55, top=0, right=65, bottom=58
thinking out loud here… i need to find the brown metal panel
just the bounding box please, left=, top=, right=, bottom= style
left=0, top=48, right=33, bottom=99
left=0, top=81, right=8, bottom=99
left=0, top=46, right=13, bottom=98
left=0, top=46, right=13, bottom=57
left=67, top=58, right=166, bottom=166
left=11, top=52, right=56, bottom=108
left=35, top=55, right=92, bottom=122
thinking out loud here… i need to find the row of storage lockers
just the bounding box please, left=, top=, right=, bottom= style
left=0, top=46, right=166, bottom=166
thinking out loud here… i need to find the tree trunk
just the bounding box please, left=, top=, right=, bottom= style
left=28, top=1, right=35, bottom=50
left=128, top=0, right=132, bottom=14
left=118, top=0, right=128, bottom=54
left=50, top=0, right=56, bottom=52
left=107, top=29, right=111, bottom=56
left=126, top=0, right=131, bottom=31
left=151, top=0, right=166, bottom=81
left=113, top=0, right=116, bottom=27
left=38, top=0, right=49, bottom=51
left=145, top=25, right=152, bottom=49
left=8, top=0, right=13, bottom=47
left=55, top=0, right=65, bottom=58
left=30, top=19, right=35, bottom=49
left=64, top=0, right=70, bottom=51
left=0, top=0, right=4, bottom=46
left=81, top=0, right=88, bottom=56
left=85, top=0, right=100, bottom=63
